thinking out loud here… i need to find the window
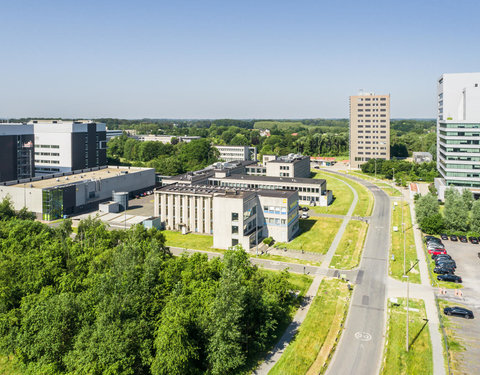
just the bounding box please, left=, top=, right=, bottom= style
left=232, top=239, right=239, bottom=246
left=232, top=212, right=238, bottom=221
left=232, top=225, right=238, bottom=234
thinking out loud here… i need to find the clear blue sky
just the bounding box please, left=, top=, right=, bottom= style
left=1, top=0, right=478, bottom=119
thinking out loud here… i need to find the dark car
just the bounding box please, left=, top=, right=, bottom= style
left=434, top=267, right=455, bottom=274
left=459, top=235, right=468, bottom=243
left=425, top=236, right=441, bottom=243
left=436, top=260, right=456, bottom=269
left=469, top=236, right=479, bottom=244
left=437, top=274, right=462, bottom=283
left=301, top=207, right=309, bottom=212
left=441, top=233, right=449, bottom=240
left=432, top=254, right=452, bottom=260
left=444, top=306, right=474, bottom=319
left=450, top=235, right=458, bottom=241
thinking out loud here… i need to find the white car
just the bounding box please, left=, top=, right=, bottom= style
left=301, top=212, right=309, bottom=219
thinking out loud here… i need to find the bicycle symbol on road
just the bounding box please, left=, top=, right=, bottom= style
left=354, top=331, right=372, bottom=341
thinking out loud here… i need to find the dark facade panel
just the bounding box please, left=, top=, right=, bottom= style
left=0, top=135, right=16, bottom=182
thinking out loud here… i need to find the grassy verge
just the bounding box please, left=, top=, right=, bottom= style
left=321, top=170, right=374, bottom=217
left=437, top=299, right=467, bottom=374
left=311, top=171, right=353, bottom=215
left=269, top=278, right=351, bottom=375
left=376, top=182, right=403, bottom=197
left=275, top=217, right=343, bottom=254
left=330, top=220, right=368, bottom=269
left=390, top=201, right=421, bottom=284
left=253, top=253, right=323, bottom=267
left=161, top=230, right=221, bottom=252
left=381, top=298, right=433, bottom=375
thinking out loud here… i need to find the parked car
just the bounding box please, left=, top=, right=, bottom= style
left=427, top=243, right=445, bottom=250
left=301, top=212, right=309, bottom=219
left=436, top=260, right=456, bottom=269
left=301, top=206, right=309, bottom=212
left=469, top=236, right=479, bottom=244
left=432, top=253, right=452, bottom=260
left=425, top=235, right=440, bottom=243
left=434, top=267, right=455, bottom=274
left=437, top=274, right=462, bottom=283
left=459, top=235, right=468, bottom=243
left=429, top=249, right=447, bottom=255
left=441, top=233, right=449, bottom=240
left=444, top=306, right=474, bottom=319
left=450, top=235, right=458, bottom=241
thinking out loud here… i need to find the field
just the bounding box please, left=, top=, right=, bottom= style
left=161, top=230, right=219, bottom=252
left=381, top=298, right=433, bottom=375
left=330, top=220, right=368, bottom=269
left=253, top=120, right=306, bottom=130
left=311, top=171, right=354, bottom=215
left=269, top=278, right=351, bottom=375
left=253, top=253, right=323, bottom=267
left=389, top=201, right=421, bottom=284
left=275, top=217, right=342, bottom=254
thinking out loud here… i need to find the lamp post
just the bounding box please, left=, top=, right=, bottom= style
left=374, top=159, right=377, bottom=180
left=404, top=259, right=419, bottom=352
left=392, top=168, right=395, bottom=195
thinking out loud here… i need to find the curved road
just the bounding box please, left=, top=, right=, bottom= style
left=326, top=172, right=391, bottom=375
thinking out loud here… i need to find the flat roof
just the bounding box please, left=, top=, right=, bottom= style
left=157, top=183, right=297, bottom=199
left=211, top=174, right=326, bottom=185
left=8, top=166, right=152, bottom=189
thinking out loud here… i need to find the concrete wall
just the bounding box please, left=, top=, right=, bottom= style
left=0, top=185, right=43, bottom=212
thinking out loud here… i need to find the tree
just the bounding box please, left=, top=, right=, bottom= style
left=462, top=189, right=474, bottom=211
left=420, top=213, right=444, bottom=234
left=415, top=193, right=439, bottom=224
left=444, top=190, right=469, bottom=232
left=230, top=134, right=250, bottom=146
left=471, top=200, right=480, bottom=233
left=0, top=196, right=15, bottom=220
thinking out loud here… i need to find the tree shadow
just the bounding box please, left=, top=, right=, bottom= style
left=409, top=319, right=428, bottom=350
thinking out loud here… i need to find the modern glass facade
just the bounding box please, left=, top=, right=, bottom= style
left=42, top=189, right=63, bottom=221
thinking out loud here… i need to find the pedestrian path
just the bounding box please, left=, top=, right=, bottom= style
left=253, top=275, right=324, bottom=375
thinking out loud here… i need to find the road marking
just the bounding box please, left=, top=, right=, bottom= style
left=354, top=332, right=372, bottom=341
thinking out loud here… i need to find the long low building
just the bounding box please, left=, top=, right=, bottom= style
left=154, top=184, right=299, bottom=250
left=208, top=174, right=332, bottom=206
left=0, top=166, right=155, bottom=220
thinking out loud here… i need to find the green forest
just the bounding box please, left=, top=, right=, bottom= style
left=103, top=118, right=436, bottom=175
left=0, top=200, right=306, bottom=375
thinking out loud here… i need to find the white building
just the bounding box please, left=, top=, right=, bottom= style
left=245, top=154, right=311, bottom=178
left=0, top=166, right=155, bottom=220
left=133, top=134, right=201, bottom=144
left=30, top=120, right=107, bottom=175
left=154, top=184, right=299, bottom=250
left=435, top=73, right=480, bottom=199
left=214, top=145, right=257, bottom=162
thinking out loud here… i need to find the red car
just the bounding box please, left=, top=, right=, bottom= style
left=428, top=249, right=447, bottom=255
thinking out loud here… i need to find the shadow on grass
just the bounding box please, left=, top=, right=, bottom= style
left=409, top=319, right=429, bottom=350
left=298, top=219, right=317, bottom=234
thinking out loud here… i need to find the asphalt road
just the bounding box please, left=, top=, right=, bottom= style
left=326, top=174, right=391, bottom=375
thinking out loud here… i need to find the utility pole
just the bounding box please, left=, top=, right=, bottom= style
left=392, top=168, right=395, bottom=195
left=402, top=194, right=405, bottom=275
left=374, top=159, right=377, bottom=180
left=255, top=204, right=259, bottom=256
left=404, top=259, right=419, bottom=352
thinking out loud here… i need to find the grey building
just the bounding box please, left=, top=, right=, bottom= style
left=154, top=184, right=299, bottom=250
left=0, top=166, right=155, bottom=220
left=412, top=152, right=433, bottom=164
left=251, top=154, right=311, bottom=178
left=0, top=124, right=35, bottom=182
left=214, top=145, right=258, bottom=162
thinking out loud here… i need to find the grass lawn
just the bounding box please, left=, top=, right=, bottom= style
left=311, top=171, right=353, bottom=215
left=390, top=201, right=421, bottom=284
left=269, top=278, right=351, bottom=375
left=275, top=217, right=342, bottom=254
left=321, top=170, right=374, bottom=217
left=376, top=182, right=403, bottom=197
left=381, top=298, right=433, bottom=375
left=161, top=230, right=221, bottom=252
left=437, top=299, right=467, bottom=374
left=254, top=253, right=323, bottom=267
left=330, top=220, right=368, bottom=269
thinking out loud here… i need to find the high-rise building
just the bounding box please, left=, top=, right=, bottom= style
left=30, top=120, right=107, bottom=175
left=349, top=93, right=390, bottom=169
left=435, top=72, right=480, bottom=199
left=0, top=124, right=35, bottom=182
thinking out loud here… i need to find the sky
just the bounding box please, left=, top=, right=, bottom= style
left=0, top=0, right=479, bottom=119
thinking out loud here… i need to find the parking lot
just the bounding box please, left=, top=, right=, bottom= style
left=438, top=239, right=480, bottom=374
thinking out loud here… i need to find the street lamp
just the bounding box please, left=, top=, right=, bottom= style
left=392, top=168, right=395, bottom=195
left=403, top=259, right=419, bottom=352
left=374, top=159, right=377, bottom=180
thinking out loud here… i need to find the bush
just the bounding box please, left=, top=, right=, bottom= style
left=420, top=213, right=444, bottom=234
left=263, top=237, right=273, bottom=246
